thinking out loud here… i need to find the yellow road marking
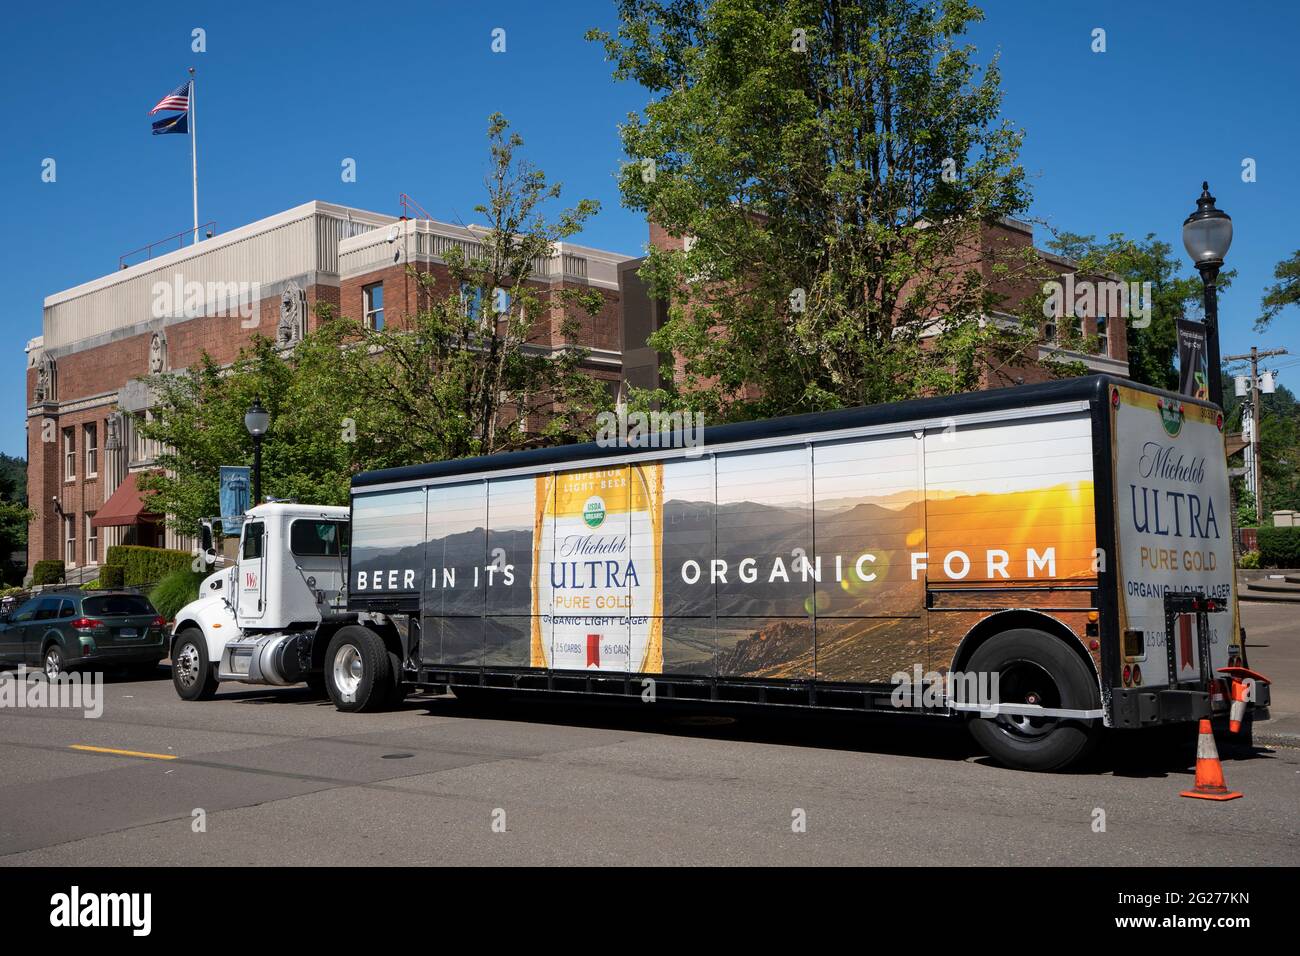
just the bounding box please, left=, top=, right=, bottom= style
left=70, top=744, right=178, bottom=761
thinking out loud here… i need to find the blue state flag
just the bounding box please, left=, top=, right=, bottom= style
left=151, top=111, right=188, bottom=135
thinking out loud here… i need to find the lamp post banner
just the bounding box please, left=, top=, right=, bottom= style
left=1177, top=319, right=1210, bottom=401
left=220, top=466, right=252, bottom=525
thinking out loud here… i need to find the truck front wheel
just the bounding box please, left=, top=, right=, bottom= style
left=965, top=629, right=1100, bottom=772
left=324, top=626, right=393, bottom=713
left=172, top=629, right=218, bottom=701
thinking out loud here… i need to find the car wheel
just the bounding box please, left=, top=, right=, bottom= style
left=966, top=629, right=1100, bottom=772
left=43, top=644, right=66, bottom=680
left=324, top=626, right=392, bottom=713
left=171, top=629, right=218, bottom=701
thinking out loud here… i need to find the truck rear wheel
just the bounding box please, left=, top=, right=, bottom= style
left=172, top=629, right=218, bottom=701
left=965, top=629, right=1099, bottom=772
left=383, top=649, right=407, bottom=708
left=324, top=626, right=392, bottom=713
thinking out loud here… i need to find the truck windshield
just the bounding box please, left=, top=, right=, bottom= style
left=290, top=519, right=350, bottom=557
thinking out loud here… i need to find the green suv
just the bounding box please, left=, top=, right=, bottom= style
left=0, top=590, right=167, bottom=679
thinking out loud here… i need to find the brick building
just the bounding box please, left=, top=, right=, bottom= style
left=620, top=215, right=1129, bottom=396
left=26, top=202, right=1126, bottom=580
left=27, top=201, right=634, bottom=576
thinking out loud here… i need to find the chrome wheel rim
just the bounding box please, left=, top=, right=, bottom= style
left=174, top=642, right=201, bottom=688
left=44, top=650, right=61, bottom=680
left=333, top=644, right=363, bottom=697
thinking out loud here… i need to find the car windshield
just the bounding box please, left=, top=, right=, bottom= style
left=82, top=595, right=155, bottom=617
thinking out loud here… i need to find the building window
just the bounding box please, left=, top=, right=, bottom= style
left=460, top=282, right=484, bottom=324
left=62, top=427, right=76, bottom=481
left=363, top=283, right=384, bottom=330
left=132, top=411, right=156, bottom=464
left=84, top=423, right=98, bottom=477
left=63, top=514, right=76, bottom=567
left=1066, top=300, right=1084, bottom=344
left=85, top=513, right=98, bottom=566
left=1096, top=315, right=1108, bottom=356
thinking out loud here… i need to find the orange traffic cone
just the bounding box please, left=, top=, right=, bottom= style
left=1180, top=719, right=1242, bottom=801
left=1227, top=679, right=1251, bottom=734
left=1217, top=666, right=1271, bottom=734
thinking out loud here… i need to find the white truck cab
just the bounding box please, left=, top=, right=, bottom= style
left=171, top=503, right=392, bottom=701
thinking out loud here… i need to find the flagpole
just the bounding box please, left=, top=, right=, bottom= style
left=189, top=66, right=198, bottom=245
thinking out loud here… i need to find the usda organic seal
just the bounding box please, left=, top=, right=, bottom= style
left=582, top=495, right=607, bottom=528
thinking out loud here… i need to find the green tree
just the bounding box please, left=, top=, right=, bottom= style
left=1221, top=377, right=1300, bottom=516
left=138, top=333, right=362, bottom=534
left=590, top=0, right=1052, bottom=420
left=1043, top=231, right=1228, bottom=391
left=1258, top=249, right=1300, bottom=330
left=0, top=453, right=31, bottom=584
left=337, top=113, right=610, bottom=458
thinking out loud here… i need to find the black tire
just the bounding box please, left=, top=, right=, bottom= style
left=42, top=643, right=66, bottom=680
left=966, top=629, right=1100, bottom=772
left=383, top=649, right=407, bottom=707
left=171, top=628, right=219, bottom=701
left=324, top=626, right=392, bottom=713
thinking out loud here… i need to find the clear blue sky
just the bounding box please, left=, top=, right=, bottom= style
left=1, top=0, right=1297, bottom=459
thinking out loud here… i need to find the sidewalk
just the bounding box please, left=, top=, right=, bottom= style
left=1239, top=601, right=1300, bottom=744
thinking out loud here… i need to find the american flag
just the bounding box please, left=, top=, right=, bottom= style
left=149, top=81, right=190, bottom=115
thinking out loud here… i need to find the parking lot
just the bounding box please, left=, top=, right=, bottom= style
left=0, top=603, right=1296, bottom=867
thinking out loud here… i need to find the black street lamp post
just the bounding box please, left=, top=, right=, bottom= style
left=1182, top=181, right=1233, bottom=408
left=244, top=397, right=270, bottom=507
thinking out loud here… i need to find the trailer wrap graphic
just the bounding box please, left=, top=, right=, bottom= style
left=530, top=465, right=664, bottom=673
left=354, top=410, right=1110, bottom=681
left=1111, top=386, right=1235, bottom=683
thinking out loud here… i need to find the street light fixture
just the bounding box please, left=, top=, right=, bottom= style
left=244, top=397, right=270, bottom=507
left=1183, top=181, right=1233, bottom=408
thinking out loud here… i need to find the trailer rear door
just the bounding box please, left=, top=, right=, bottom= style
left=1110, top=385, right=1236, bottom=688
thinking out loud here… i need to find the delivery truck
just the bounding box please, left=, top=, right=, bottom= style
left=169, top=374, right=1270, bottom=770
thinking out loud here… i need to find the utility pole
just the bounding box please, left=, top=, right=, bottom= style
left=1224, top=346, right=1288, bottom=518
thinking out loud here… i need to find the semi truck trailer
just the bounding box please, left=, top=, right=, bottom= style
left=169, top=375, right=1270, bottom=770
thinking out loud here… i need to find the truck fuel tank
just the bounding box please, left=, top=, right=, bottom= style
left=220, top=632, right=312, bottom=686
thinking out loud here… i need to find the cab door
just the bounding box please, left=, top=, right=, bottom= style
left=238, top=520, right=266, bottom=621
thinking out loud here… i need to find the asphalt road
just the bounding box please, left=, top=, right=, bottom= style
left=0, top=605, right=1296, bottom=866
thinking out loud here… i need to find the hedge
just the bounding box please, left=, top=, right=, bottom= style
left=149, top=569, right=206, bottom=620
left=105, top=545, right=194, bottom=586
left=97, top=564, right=125, bottom=589
left=1256, top=526, right=1300, bottom=568
left=32, top=560, right=65, bottom=586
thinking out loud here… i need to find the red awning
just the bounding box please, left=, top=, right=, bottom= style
left=91, top=472, right=162, bottom=528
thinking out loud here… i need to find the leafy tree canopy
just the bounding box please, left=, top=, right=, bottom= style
left=1044, top=231, right=1233, bottom=392
left=590, top=0, right=1055, bottom=420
